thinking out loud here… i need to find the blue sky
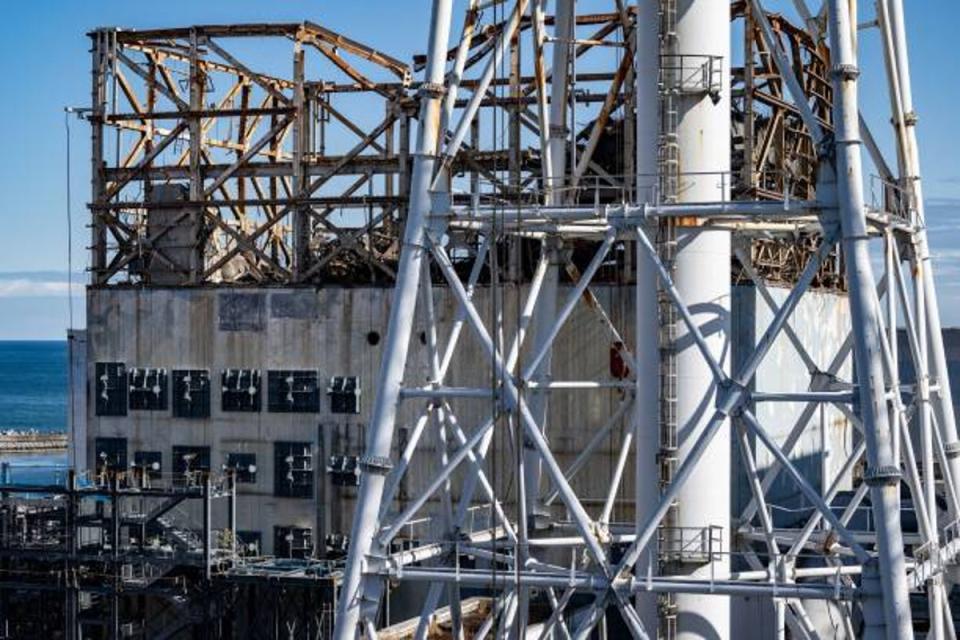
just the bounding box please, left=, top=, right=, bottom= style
left=0, top=1, right=958, bottom=338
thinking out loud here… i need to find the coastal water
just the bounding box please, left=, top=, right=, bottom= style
left=0, top=341, right=68, bottom=481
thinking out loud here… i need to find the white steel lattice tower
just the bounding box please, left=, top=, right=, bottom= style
left=333, top=1, right=960, bottom=639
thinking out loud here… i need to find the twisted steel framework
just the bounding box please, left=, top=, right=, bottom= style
left=331, top=0, right=960, bottom=638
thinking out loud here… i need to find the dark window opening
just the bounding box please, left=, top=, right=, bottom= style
left=324, top=533, right=349, bottom=558
left=172, top=445, right=211, bottom=485
left=95, top=437, right=128, bottom=473
left=225, top=453, right=257, bottom=484
left=133, top=451, right=162, bottom=480
left=236, top=530, right=262, bottom=557
left=267, top=370, right=319, bottom=413
left=274, top=526, right=312, bottom=559
left=327, top=376, right=361, bottom=414
left=327, top=454, right=360, bottom=487
left=221, top=369, right=261, bottom=412
left=172, top=370, right=211, bottom=418
left=95, top=363, right=127, bottom=416
left=274, top=441, right=314, bottom=498
left=129, top=367, right=168, bottom=411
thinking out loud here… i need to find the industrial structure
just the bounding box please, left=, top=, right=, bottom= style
left=331, top=0, right=960, bottom=638
left=0, top=0, right=954, bottom=638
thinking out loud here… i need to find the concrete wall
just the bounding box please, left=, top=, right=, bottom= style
left=732, top=285, right=854, bottom=516
left=82, top=284, right=638, bottom=554
left=68, top=329, right=88, bottom=469
left=79, top=283, right=854, bottom=567
left=731, top=285, right=854, bottom=640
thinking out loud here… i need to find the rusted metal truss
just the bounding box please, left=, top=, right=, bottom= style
left=89, top=23, right=416, bottom=287
left=88, top=7, right=842, bottom=291
left=732, top=1, right=833, bottom=201
left=730, top=2, right=844, bottom=289
left=89, top=13, right=637, bottom=287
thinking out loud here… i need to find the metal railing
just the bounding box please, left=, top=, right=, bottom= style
left=660, top=54, right=724, bottom=97
left=658, top=525, right=724, bottom=565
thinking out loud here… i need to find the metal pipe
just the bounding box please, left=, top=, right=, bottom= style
left=826, top=0, right=913, bottom=635
left=428, top=241, right=612, bottom=571
left=435, top=0, right=529, bottom=185
left=548, top=0, right=575, bottom=197
left=884, top=0, right=960, bottom=517
left=449, top=200, right=822, bottom=221
left=543, top=396, right=633, bottom=505
left=740, top=409, right=870, bottom=562
left=333, top=1, right=454, bottom=636
left=382, top=568, right=856, bottom=600
left=751, top=391, right=856, bottom=403
left=633, top=7, right=661, bottom=630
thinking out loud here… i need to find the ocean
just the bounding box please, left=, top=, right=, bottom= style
left=0, top=341, right=69, bottom=482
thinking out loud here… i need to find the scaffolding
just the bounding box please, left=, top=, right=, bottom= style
left=5, top=0, right=953, bottom=638
left=0, top=468, right=339, bottom=639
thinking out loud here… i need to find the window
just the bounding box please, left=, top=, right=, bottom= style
left=129, top=367, right=168, bottom=411
left=95, top=363, right=127, bottom=416
left=236, top=530, right=262, bottom=557
left=274, top=441, right=313, bottom=498
left=221, top=369, right=261, bottom=412
left=133, top=451, right=162, bottom=480
left=172, top=446, right=211, bottom=485
left=267, top=370, right=319, bottom=413
left=95, top=437, right=127, bottom=472
left=326, top=454, right=360, bottom=487
left=325, top=533, right=349, bottom=558
left=172, top=370, right=211, bottom=418
left=225, top=453, right=257, bottom=484
left=327, top=376, right=361, bottom=414
left=274, top=526, right=312, bottom=559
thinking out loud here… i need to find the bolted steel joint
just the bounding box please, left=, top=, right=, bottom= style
left=831, top=64, right=860, bottom=81
left=945, top=441, right=960, bottom=460
left=715, top=378, right=745, bottom=417
left=904, top=111, right=919, bottom=126
left=863, top=465, right=901, bottom=486
left=417, top=82, right=446, bottom=99
left=359, top=455, right=394, bottom=475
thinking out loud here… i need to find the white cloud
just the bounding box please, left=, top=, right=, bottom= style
left=0, top=278, right=81, bottom=298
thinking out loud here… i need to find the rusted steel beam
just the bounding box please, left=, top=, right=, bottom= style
left=102, top=121, right=189, bottom=200
left=203, top=117, right=294, bottom=197
left=115, top=50, right=188, bottom=110
left=413, top=11, right=636, bottom=68
left=204, top=38, right=292, bottom=105
left=569, top=48, right=633, bottom=190
left=301, top=21, right=410, bottom=82
left=131, top=43, right=296, bottom=91
left=309, top=38, right=401, bottom=101
left=106, top=107, right=293, bottom=121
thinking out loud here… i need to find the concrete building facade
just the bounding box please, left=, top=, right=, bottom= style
left=71, top=282, right=854, bottom=562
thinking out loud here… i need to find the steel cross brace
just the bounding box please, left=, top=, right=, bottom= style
left=568, top=222, right=838, bottom=637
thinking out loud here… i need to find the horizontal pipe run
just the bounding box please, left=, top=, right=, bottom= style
left=751, top=391, right=856, bottom=403
left=470, top=534, right=639, bottom=548
left=525, top=380, right=634, bottom=390
left=445, top=200, right=821, bottom=221
left=730, top=566, right=865, bottom=581
left=388, top=527, right=505, bottom=567
left=384, top=568, right=855, bottom=600
left=631, top=578, right=853, bottom=600
left=400, top=387, right=495, bottom=399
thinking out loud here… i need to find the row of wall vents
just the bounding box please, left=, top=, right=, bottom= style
left=95, top=438, right=316, bottom=498
left=96, top=441, right=371, bottom=495
left=95, top=364, right=360, bottom=417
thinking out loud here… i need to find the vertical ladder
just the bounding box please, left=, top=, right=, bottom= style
left=656, top=0, right=680, bottom=638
